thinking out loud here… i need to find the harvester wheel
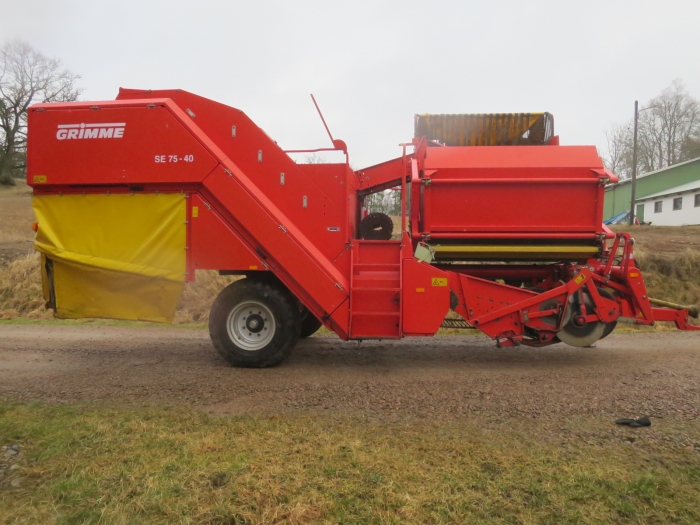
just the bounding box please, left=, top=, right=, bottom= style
left=360, top=212, right=394, bottom=240
left=209, top=278, right=301, bottom=368
left=557, top=292, right=606, bottom=348
left=300, top=306, right=323, bottom=338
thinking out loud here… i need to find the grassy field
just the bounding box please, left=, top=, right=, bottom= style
left=2, top=403, right=699, bottom=525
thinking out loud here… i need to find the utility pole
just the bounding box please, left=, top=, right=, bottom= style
left=629, top=100, right=639, bottom=226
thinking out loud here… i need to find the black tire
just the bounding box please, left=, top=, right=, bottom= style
left=300, top=307, right=323, bottom=338
left=360, top=212, right=393, bottom=240
left=209, top=278, right=301, bottom=368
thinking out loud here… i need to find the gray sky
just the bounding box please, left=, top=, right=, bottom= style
left=3, top=0, right=699, bottom=168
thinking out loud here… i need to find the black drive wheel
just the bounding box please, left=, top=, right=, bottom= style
left=209, top=279, right=301, bottom=368
left=300, top=306, right=323, bottom=338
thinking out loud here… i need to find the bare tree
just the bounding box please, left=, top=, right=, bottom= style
left=603, top=80, right=700, bottom=179
left=604, top=123, right=632, bottom=179
left=0, top=40, right=82, bottom=185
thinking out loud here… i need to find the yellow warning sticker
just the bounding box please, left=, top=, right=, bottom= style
left=416, top=287, right=425, bottom=293
left=192, top=206, right=199, bottom=218
left=432, top=277, right=448, bottom=287
left=33, top=175, right=47, bottom=183
left=574, top=274, right=585, bottom=284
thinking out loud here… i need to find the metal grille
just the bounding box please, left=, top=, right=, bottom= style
left=440, top=318, right=474, bottom=329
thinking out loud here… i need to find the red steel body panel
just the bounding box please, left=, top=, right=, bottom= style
left=401, top=259, right=450, bottom=335
left=189, top=194, right=264, bottom=272
left=410, top=145, right=608, bottom=243
left=28, top=102, right=218, bottom=185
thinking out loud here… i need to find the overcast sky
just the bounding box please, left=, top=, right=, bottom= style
left=3, top=0, right=699, bottom=168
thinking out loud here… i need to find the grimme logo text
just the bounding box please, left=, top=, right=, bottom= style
left=56, top=123, right=126, bottom=140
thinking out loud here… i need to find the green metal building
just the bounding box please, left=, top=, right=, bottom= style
left=604, top=157, right=700, bottom=221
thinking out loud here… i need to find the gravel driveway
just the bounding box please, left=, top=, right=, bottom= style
left=1, top=325, right=699, bottom=425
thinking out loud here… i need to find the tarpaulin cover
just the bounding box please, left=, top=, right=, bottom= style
left=33, top=193, right=186, bottom=322
left=414, top=113, right=554, bottom=146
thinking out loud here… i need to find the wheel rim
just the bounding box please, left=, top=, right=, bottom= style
left=226, top=301, right=276, bottom=351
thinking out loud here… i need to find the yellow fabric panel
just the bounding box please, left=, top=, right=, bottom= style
left=52, top=260, right=183, bottom=322
left=32, top=193, right=186, bottom=322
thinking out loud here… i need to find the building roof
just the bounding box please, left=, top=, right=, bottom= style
left=637, top=179, right=700, bottom=201
left=605, top=156, right=700, bottom=189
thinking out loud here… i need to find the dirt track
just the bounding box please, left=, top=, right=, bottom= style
left=1, top=325, right=699, bottom=424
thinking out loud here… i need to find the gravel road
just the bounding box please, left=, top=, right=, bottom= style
left=1, top=325, right=699, bottom=425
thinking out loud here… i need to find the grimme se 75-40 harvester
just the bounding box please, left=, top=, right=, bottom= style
left=27, top=89, right=699, bottom=367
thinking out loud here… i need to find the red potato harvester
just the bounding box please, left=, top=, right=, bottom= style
left=26, top=89, right=699, bottom=367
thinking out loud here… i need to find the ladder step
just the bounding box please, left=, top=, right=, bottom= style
left=351, top=287, right=401, bottom=292
left=351, top=311, right=400, bottom=316
left=350, top=334, right=401, bottom=339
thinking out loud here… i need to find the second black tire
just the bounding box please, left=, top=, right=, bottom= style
left=300, top=306, right=323, bottom=338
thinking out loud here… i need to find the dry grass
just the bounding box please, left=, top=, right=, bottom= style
left=0, top=183, right=35, bottom=244
left=0, top=178, right=32, bottom=198
left=174, top=272, right=239, bottom=324
left=635, top=249, right=700, bottom=308
left=0, top=253, right=50, bottom=320
left=1, top=403, right=699, bottom=525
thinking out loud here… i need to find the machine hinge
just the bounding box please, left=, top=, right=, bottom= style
left=203, top=201, right=212, bottom=210
left=185, top=108, right=196, bottom=118
left=146, top=103, right=157, bottom=109
left=258, top=150, right=263, bottom=162
left=261, top=261, right=269, bottom=270
left=35, top=108, right=46, bottom=112
left=279, top=224, right=287, bottom=233
left=422, top=178, right=432, bottom=186
left=90, top=106, right=101, bottom=110
left=335, top=282, right=343, bottom=291
left=231, top=125, right=236, bottom=138
left=224, top=168, right=233, bottom=178
left=599, top=177, right=609, bottom=185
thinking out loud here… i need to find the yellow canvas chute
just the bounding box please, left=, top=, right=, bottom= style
left=33, top=193, right=187, bottom=323
left=414, top=113, right=554, bottom=146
